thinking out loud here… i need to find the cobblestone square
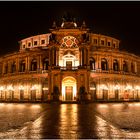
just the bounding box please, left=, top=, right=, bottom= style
left=0, top=102, right=140, bottom=139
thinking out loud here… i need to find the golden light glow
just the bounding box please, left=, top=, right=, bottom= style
left=0, top=103, right=4, bottom=106
left=135, top=86, right=140, bottom=90
left=31, top=85, right=38, bottom=90
left=0, top=86, right=4, bottom=91
left=125, top=85, right=132, bottom=90
left=31, top=104, right=41, bottom=109
left=114, top=85, right=120, bottom=90
left=19, top=85, right=24, bottom=90
left=90, top=87, right=96, bottom=90
left=100, top=84, right=108, bottom=90
left=7, top=85, right=14, bottom=91
left=112, top=104, right=122, bottom=107
left=62, top=76, right=77, bottom=101
left=43, top=87, right=48, bottom=90
left=59, top=104, right=78, bottom=139
left=59, top=53, right=79, bottom=67
left=133, top=103, right=140, bottom=106
left=98, top=104, right=108, bottom=108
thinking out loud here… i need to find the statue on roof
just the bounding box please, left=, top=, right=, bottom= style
left=61, top=12, right=77, bottom=28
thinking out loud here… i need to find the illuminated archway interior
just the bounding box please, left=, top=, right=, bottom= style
left=59, top=52, right=79, bottom=67
left=62, top=76, right=77, bottom=101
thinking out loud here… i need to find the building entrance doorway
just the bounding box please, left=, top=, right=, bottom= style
left=62, top=77, right=76, bottom=101
left=65, top=86, right=73, bottom=100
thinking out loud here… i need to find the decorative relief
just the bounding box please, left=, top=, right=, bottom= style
left=60, top=36, right=78, bottom=48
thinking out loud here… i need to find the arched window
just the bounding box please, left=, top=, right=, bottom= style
left=43, top=58, right=49, bottom=70
left=131, top=62, right=135, bottom=73
left=123, top=61, right=128, bottom=72
left=31, top=59, right=37, bottom=71
left=113, top=59, right=119, bottom=71
left=19, top=60, right=25, bottom=72
left=90, top=57, right=95, bottom=70
left=11, top=61, right=16, bottom=73
left=101, top=58, right=108, bottom=70
left=62, top=52, right=77, bottom=68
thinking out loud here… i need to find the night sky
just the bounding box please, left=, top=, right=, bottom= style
left=0, top=1, right=140, bottom=56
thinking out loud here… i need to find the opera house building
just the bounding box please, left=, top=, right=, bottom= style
left=0, top=19, right=140, bottom=102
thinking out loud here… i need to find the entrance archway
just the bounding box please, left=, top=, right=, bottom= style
left=62, top=76, right=77, bottom=101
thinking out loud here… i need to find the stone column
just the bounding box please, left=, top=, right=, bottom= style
left=16, top=58, right=19, bottom=72
left=95, top=54, right=98, bottom=70
left=55, top=48, right=58, bottom=66
left=56, top=48, right=59, bottom=66
left=54, top=48, right=56, bottom=66
left=87, top=47, right=90, bottom=66
left=109, top=56, right=112, bottom=71
left=86, top=48, right=88, bottom=65
left=135, top=62, right=137, bottom=73
left=27, top=56, right=30, bottom=71
left=120, top=58, right=122, bottom=71
left=49, top=48, right=51, bottom=66
left=79, top=48, right=82, bottom=66
left=128, top=60, right=131, bottom=72
left=82, top=48, right=84, bottom=66
left=8, top=61, right=11, bottom=73
left=98, top=56, right=101, bottom=70
left=37, top=56, right=40, bottom=70
left=84, top=48, right=87, bottom=66
left=110, top=56, right=114, bottom=70
left=87, top=71, right=90, bottom=93
left=2, top=63, right=5, bottom=74
left=39, top=55, right=43, bottom=70
left=25, top=56, right=28, bottom=71
left=51, top=48, right=54, bottom=66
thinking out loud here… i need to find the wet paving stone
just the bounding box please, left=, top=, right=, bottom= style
left=0, top=103, right=140, bottom=139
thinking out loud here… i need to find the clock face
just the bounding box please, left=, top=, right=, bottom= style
left=61, top=36, right=78, bottom=48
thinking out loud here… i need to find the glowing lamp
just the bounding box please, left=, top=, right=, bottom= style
left=43, top=87, right=48, bottom=90
left=90, top=87, right=96, bottom=90
left=114, top=85, right=120, bottom=90
left=31, top=85, right=38, bottom=90
left=19, top=85, right=24, bottom=90
left=125, top=85, right=132, bottom=90
left=0, top=86, right=4, bottom=91
left=7, top=85, right=14, bottom=91
left=135, top=86, right=140, bottom=90
left=100, top=85, right=108, bottom=90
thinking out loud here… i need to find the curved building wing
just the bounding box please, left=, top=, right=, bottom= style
left=0, top=20, right=140, bottom=102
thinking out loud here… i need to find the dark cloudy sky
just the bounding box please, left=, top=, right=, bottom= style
left=0, top=1, right=140, bottom=56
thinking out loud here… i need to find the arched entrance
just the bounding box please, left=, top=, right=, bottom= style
left=62, top=76, right=77, bottom=101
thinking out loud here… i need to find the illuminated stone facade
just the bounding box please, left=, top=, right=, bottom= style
left=0, top=20, right=140, bottom=102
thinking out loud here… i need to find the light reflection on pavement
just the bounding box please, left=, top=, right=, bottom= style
left=0, top=103, right=140, bottom=139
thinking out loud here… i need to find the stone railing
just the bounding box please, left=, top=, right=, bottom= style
left=0, top=69, right=49, bottom=77
left=90, top=69, right=140, bottom=77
